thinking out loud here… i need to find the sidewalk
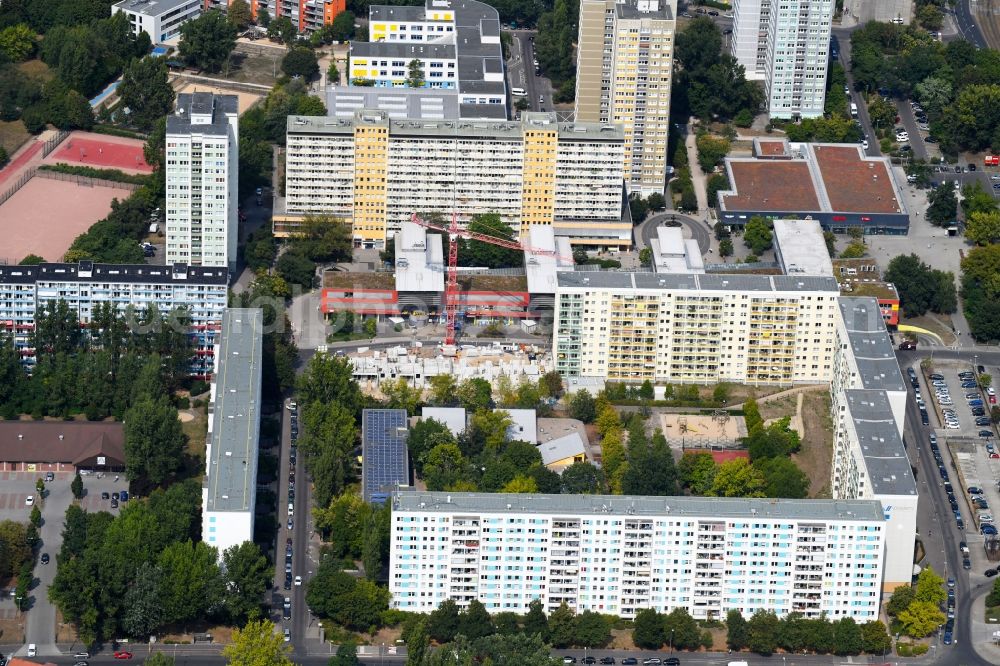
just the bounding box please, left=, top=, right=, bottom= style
left=684, top=120, right=710, bottom=216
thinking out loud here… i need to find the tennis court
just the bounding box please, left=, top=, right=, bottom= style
left=44, top=131, right=153, bottom=174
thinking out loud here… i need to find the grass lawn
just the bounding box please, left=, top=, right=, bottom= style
left=0, top=119, right=31, bottom=157
left=180, top=407, right=208, bottom=481
left=760, top=390, right=833, bottom=498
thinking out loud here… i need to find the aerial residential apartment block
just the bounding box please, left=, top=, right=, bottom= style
left=389, top=492, right=886, bottom=620
left=113, top=0, right=202, bottom=42
left=0, top=261, right=228, bottom=376
left=575, top=0, right=677, bottom=196
left=553, top=271, right=840, bottom=385
left=166, top=93, right=239, bottom=269
left=283, top=111, right=629, bottom=249
left=731, top=0, right=834, bottom=118
left=352, top=0, right=507, bottom=116
left=202, top=309, right=263, bottom=557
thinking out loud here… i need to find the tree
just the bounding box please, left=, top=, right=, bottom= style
left=832, top=616, right=862, bottom=656
left=257, top=8, right=271, bottom=27
left=885, top=253, right=957, bottom=317
left=327, top=60, right=340, bottom=84
left=678, top=452, right=717, bottom=495
left=914, top=566, right=946, bottom=605
left=695, top=133, right=730, bottom=172
left=747, top=609, right=779, bottom=656
left=71, top=472, right=83, bottom=499
left=222, top=542, right=271, bottom=623
left=897, top=600, right=945, bottom=638
left=745, top=418, right=800, bottom=460
left=223, top=619, right=294, bottom=666
left=179, top=10, right=237, bottom=72
left=275, top=249, right=315, bottom=290
left=0, top=521, right=30, bottom=579
left=408, top=418, right=456, bottom=474
left=632, top=608, right=663, bottom=649
left=743, top=216, right=773, bottom=254
left=329, top=642, right=361, bottom=666
left=629, top=197, right=649, bottom=224
left=943, top=84, right=1000, bottom=152
left=574, top=611, right=611, bottom=648
left=663, top=607, right=701, bottom=650
left=118, top=56, right=175, bottom=130
left=539, top=370, right=564, bottom=398
left=283, top=46, right=319, bottom=80
left=719, top=238, right=733, bottom=257
left=427, top=598, right=461, bottom=643
left=887, top=584, right=915, bottom=617
left=962, top=181, right=999, bottom=218
left=227, top=0, right=252, bottom=30
left=456, top=378, right=493, bottom=412
left=926, top=182, right=957, bottom=227
left=547, top=602, right=576, bottom=649
left=501, top=474, right=538, bottom=493
left=568, top=389, right=596, bottom=423
left=458, top=599, right=494, bottom=640
left=144, top=654, right=175, bottom=666
left=523, top=598, right=548, bottom=641
left=726, top=609, right=749, bottom=651
left=560, top=461, right=602, bottom=494
left=860, top=620, right=892, bottom=655
left=0, top=24, right=35, bottom=62
left=423, top=443, right=468, bottom=491
left=639, top=247, right=652, bottom=266
left=647, top=192, right=666, bottom=211
left=123, top=397, right=186, bottom=484
left=330, top=11, right=356, bottom=42
left=754, top=456, right=809, bottom=498
left=966, top=210, right=1000, bottom=246
left=157, top=540, right=223, bottom=626
left=710, top=458, right=766, bottom=497
left=121, top=562, right=165, bottom=638
left=406, top=58, right=425, bottom=88
left=867, top=96, right=896, bottom=129
left=267, top=16, right=296, bottom=43
left=458, top=214, right=522, bottom=268
left=406, top=620, right=430, bottom=666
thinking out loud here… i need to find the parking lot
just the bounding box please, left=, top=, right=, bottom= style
left=912, top=359, right=1000, bottom=577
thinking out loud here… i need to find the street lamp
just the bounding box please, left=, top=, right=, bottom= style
left=669, top=629, right=675, bottom=654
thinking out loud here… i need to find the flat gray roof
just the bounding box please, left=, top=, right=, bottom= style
left=351, top=41, right=456, bottom=60
left=616, top=0, right=675, bottom=20
left=167, top=92, right=237, bottom=137
left=556, top=271, right=839, bottom=293
left=773, top=219, right=834, bottom=277
left=393, top=491, right=885, bottom=522
left=369, top=4, right=428, bottom=20
left=326, top=86, right=461, bottom=120
left=844, top=389, right=917, bottom=497
left=114, top=0, right=196, bottom=17
left=839, top=297, right=906, bottom=392
left=205, top=309, right=263, bottom=513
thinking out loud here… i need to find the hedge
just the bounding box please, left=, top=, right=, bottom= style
left=39, top=163, right=152, bottom=186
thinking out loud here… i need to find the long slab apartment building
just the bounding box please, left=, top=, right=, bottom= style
left=390, top=492, right=886, bottom=621
left=0, top=261, right=228, bottom=375
left=283, top=110, right=630, bottom=249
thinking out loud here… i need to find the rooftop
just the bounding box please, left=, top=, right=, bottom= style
left=362, top=409, right=410, bottom=503
left=457, top=274, right=528, bottom=292
left=167, top=92, right=237, bottom=137
left=326, top=86, right=460, bottom=120
left=525, top=225, right=575, bottom=295
left=839, top=297, right=906, bottom=392
left=844, top=389, right=917, bottom=497
left=351, top=41, right=456, bottom=60
left=323, top=271, right=396, bottom=290
left=205, top=309, right=263, bottom=514
left=832, top=259, right=900, bottom=301
left=615, top=0, right=675, bottom=20
left=0, top=421, right=124, bottom=466
left=537, top=432, right=586, bottom=467
left=755, top=138, right=791, bottom=158
left=392, top=491, right=886, bottom=522
left=114, top=0, right=197, bottom=17
left=556, top=271, right=840, bottom=294
left=719, top=143, right=907, bottom=217
left=421, top=407, right=467, bottom=436
left=369, top=4, right=428, bottom=20
left=650, top=226, right=705, bottom=274
left=773, top=219, right=834, bottom=277
left=0, top=261, right=229, bottom=285
left=396, top=223, right=445, bottom=293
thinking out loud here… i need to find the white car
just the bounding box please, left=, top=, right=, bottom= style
left=945, top=422, right=961, bottom=429
left=25, top=495, right=33, bottom=506
left=896, top=131, right=909, bottom=142
left=862, top=139, right=869, bottom=149
left=294, top=575, right=302, bottom=586
left=988, top=387, right=996, bottom=396
left=28, top=644, right=37, bottom=657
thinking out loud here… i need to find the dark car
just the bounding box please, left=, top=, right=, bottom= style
left=921, top=410, right=930, bottom=426
left=583, top=658, right=597, bottom=665
left=101, top=492, right=110, bottom=500
left=665, top=660, right=680, bottom=666
left=621, top=660, right=638, bottom=666
left=964, top=557, right=972, bottom=569
left=957, top=518, right=965, bottom=529
left=988, top=568, right=999, bottom=577
left=112, top=492, right=119, bottom=501
left=110, top=498, right=119, bottom=509
left=40, top=553, right=49, bottom=564
left=600, top=659, right=616, bottom=665
left=983, top=524, right=998, bottom=535
left=284, top=578, right=292, bottom=590
left=944, top=630, right=953, bottom=645
left=977, top=417, right=992, bottom=426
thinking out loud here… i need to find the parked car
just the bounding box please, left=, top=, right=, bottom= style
left=40, top=553, right=49, bottom=565
left=113, top=652, right=133, bottom=660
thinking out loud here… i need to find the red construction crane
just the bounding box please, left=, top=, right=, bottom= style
left=409, top=212, right=570, bottom=346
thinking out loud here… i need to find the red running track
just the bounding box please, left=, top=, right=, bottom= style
left=0, top=141, right=42, bottom=186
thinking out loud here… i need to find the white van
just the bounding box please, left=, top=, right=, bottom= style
left=511, top=87, right=526, bottom=97
left=850, top=102, right=858, bottom=118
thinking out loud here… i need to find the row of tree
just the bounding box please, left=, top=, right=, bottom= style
left=885, top=567, right=947, bottom=638
left=884, top=253, right=957, bottom=318
left=725, top=609, right=891, bottom=656
left=960, top=243, right=1000, bottom=342
left=50, top=483, right=272, bottom=645
left=850, top=21, right=1000, bottom=155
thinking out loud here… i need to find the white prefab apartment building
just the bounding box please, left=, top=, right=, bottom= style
left=831, top=297, right=916, bottom=590
left=113, top=0, right=201, bottom=42
left=284, top=111, right=628, bottom=249
left=575, top=0, right=677, bottom=196
left=552, top=271, right=840, bottom=385
left=166, top=93, right=239, bottom=269
left=202, top=309, right=263, bottom=557
left=390, top=492, right=886, bottom=620
left=0, top=261, right=228, bottom=375
left=731, top=0, right=833, bottom=119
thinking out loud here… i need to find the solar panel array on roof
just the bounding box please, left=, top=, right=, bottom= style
left=362, top=409, right=410, bottom=504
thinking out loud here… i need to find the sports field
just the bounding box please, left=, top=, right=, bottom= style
left=43, top=131, right=152, bottom=174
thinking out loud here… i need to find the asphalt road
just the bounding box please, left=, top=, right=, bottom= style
left=894, top=101, right=928, bottom=162
left=634, top=212, right=712, bottom=255
left=507, top=30, right=553, bottom=113
left=833, top=27, right=881, bottom=158
left=955, top=0, right=988, bottom=48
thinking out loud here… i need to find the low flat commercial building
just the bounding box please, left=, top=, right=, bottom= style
left=284, top=111, right=628, bottom=249
left=0, top=261, right=229, bottom=376
left=553, top=271, right=840, bottom=385
left=326, top=86, right=506, bottom=121
left=0, top=422, right=125, bottom=473
left=832, top=258, right=901, bottom=327
left=773, top=219, right=834, bottom=277
left=389, top=491, right=886, bottom=620
left=113, top=0, right=202, bottom=43
left=362, top=409, right=410, bottom=503
left=831, top=297, right=914, bottom=591
left=717, top=140, right=909, bottom=235
left=356, top=0, right=507, bottom=115
left=202, top=309, right=263, bottom=557
left=649, top=226, right=704, bottom=274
